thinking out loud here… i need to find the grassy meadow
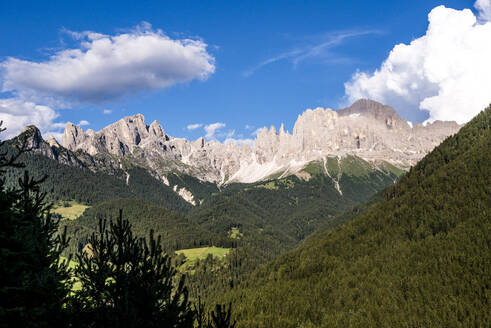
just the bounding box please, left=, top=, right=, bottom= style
left=52, top=201, right=90, bottom=220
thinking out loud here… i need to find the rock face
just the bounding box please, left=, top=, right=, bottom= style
left=59, top=99, right=461, bottom=184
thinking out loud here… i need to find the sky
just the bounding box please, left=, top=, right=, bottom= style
left=1, top=0, right=490, bottom=143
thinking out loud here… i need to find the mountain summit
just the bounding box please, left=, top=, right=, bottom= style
left=58, top=99, right=459, bottom=184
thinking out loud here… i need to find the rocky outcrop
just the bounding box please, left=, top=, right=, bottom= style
left=62, top=123, right=87, bottom=151
left=57, top=99, right=461, bottom=184
left=18, top=126, right=121, bottom=175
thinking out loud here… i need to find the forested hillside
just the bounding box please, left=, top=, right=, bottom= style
left=221, top=106, right=491, bottom=327
left=1, top=152, right=193, bottom=212
left=184, top=164, right=402, bottom=303
left=61, top=198, right=226, bottom=255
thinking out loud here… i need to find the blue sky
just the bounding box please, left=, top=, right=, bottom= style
left=1, top=0, right=489, bottom=142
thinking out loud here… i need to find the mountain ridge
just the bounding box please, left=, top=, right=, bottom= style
left=57, top=99, right=460, bottom=184
left=5, top=99, right=459, bottom=207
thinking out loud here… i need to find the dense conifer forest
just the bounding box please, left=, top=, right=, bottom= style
left=215, top=106, right=491, bottom=327
left=1, top=151, right=194, bottom=212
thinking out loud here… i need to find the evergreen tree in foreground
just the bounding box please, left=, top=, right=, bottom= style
left=70, top=210, right=195, bottom=328
left=0, top=122, right=72, bottom=327
left=194, top=297, right=237, bottom=328
left=69, top=211, right=238, bottom=328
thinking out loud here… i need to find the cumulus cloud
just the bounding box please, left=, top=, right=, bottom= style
left=1, top=22, right=215, bottom=103
left=475, top=0, right=491, bottom=21
left=224, top=137, right=254, bottom=147
left=344, top=4, right=491, bottom=124
left=204, top=122, right=225, bottom=140
left=221, top=129, right=253, bottom=147
left=0, top=22, right=215, bottom=140
left=78, top=120, right=90, bottom=126
left=0, top=98, right=62, bottom=139
left=186, top=123, right=203, bottom=131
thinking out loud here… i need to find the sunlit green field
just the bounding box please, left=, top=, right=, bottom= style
left=52, top=201, right=90, bottom=220
left=60, top=246, right=230, bottom=288
left=176, top=246, right=230, bottom=268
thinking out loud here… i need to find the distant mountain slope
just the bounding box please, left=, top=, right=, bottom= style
left=191, top=156, right=402, bottom=247
left=1, top=148, right=193, bottom=213
left=224, top=106, right=491, bottom=327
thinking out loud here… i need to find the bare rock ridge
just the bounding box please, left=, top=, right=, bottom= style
left=58, top=99, right=460, bottom=184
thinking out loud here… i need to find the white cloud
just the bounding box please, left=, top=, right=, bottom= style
left=0, top=98, right=62, bottom=139
left=245, top=124, right=254, bottom=130
left=220, top=128, right=253, bottom=147
left=103, top=109, right=112, bottom=114
left=244, top=30, right=380, bottom=77
left=204, top=122, right=225, bottom=140
left=78, top=120, right=90, bottom=126
left=186, top=123, right=203, bottom=131
left=224, top=137, right=254, bottom=147
left=1, top=22, right=215, bottom=103
left=344, top=4, right=491, bottom=124
left=475, top=0, right=491, bottom=22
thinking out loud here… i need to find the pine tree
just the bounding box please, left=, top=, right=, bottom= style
left=70, top=210, right=195, bottom=328
left=0, top=122, right=72, bottom=327
left=208, top=303, right=236, bottom=328
left=195, top=298, right=237, bottom=328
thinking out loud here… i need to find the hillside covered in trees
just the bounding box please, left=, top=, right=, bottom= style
left=1, top=130, right=404, bottom=294
left=218, top=106, right=491, bottom=327
left=1, top=150, right=194, bottom=212
left=61, top=198, right=226, bottom=255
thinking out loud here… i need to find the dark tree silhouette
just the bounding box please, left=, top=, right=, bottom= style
left=0, top=122, right=72, bottom=328
left=208, top=303, right=236, bottom=328
left=70, top=210, right=194, bottom=328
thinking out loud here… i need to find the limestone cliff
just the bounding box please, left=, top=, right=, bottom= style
left=58, top=99, right=461, bottom=184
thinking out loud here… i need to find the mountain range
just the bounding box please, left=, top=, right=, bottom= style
left=60, top=99, right=459, bottom=184
left=6, top=99, right=460, bottom=208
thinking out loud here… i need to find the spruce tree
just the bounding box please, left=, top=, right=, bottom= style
left=0, top=123, right=72, bottom=327
left=70, top=210, right=195, bottom=328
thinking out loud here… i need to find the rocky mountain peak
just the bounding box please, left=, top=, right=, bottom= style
left=21, top=125, right=44, bottom=149
left=62, top=122, right=87, bottom=151
left=338, top=99, right=410, bottom=130
left=148, top=120, right=165, bottom=139
left=279, top=123, right=286, bottom=136
left=47, top=136, right=60, bottom=148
